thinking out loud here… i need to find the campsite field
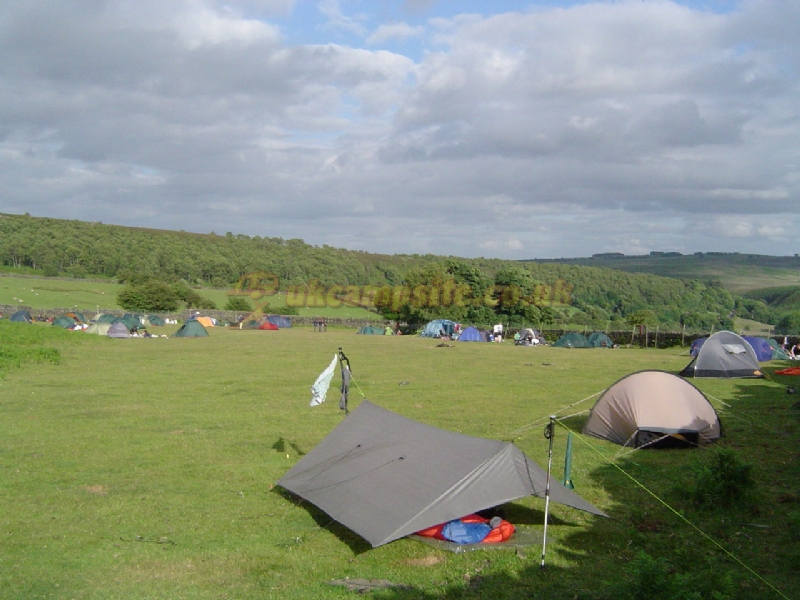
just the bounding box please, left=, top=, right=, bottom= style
left=1, top=323, right=799, bottom=599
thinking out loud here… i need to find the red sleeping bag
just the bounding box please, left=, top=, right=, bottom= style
left=415, top=514, right=515, bottom=544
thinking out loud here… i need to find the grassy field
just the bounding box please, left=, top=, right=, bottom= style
left=1, top=322, right=799, bottom=599
left=0, top=274, right=381, bottom=319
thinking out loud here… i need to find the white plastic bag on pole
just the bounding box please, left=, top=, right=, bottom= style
left=310, top=355, right=338, bottom=406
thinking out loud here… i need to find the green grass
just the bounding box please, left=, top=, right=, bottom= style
left=0, top=276, right=123, bottom=311
left=0, top=274, right=382, bottom=319
left=1, top=326, right=798, bottom=599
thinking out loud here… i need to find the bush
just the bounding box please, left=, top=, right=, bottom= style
left=118, top=280, right=181, bottom=312
left=691, top=448, right=754, bottom=508
left=224, top=296, right=252, bottom=312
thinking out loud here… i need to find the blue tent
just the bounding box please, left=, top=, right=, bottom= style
left=267, top=314, right=292, bottom=328
left=458, top=326, right=486, bottom=342
left=689, top=337, right=706, bottom=357
left=420, top=319, right=456, bottom=338
left=742, top=336, right=773, bottom=362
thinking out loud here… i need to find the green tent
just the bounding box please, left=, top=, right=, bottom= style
left=115, top=315, right=140, bottom=330
left=95, top=313, right=117, bottom=324
left=553, top=332, right=590, bottom=348
left=85, top=323, right=112, bottom=335
left=10, top=310, right=33, bottom=323
left=52, top=316, right=77, bottom=328
left=173, top=320, right=209, bottom=338
left=240, top=320, right=260, bottom=330
left=587, top=332, right=614, bottom=348
left=768, top=338, right=790, bottom=360
left=147, top=315, right=166, bottom=326
left=357, top=326, right=385, bottom=335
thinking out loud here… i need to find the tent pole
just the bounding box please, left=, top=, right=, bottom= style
left=541, top=415, right=556, bottom=569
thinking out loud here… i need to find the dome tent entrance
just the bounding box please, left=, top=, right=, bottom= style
left=583, top=371, right=722, bottom=449
left=680, top=330, right=764, bottom=379
left=173, top=320, right=209, bottom=338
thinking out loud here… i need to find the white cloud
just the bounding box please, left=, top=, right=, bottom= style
left=0, top=0, right=798, bottom=259
left=366, top=22, right=424, bottom=45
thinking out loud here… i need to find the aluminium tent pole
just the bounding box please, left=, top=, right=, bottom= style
left=541, top=415, right=556, bottom=569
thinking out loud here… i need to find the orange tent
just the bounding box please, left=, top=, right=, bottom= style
left=196, top=316, right=214, bottom=328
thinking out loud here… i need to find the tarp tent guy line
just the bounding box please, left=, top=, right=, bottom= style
left=553, top=418, right=791, bottom=600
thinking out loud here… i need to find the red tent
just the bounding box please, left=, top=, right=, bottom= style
left=258, top=322, right=279, bottom=330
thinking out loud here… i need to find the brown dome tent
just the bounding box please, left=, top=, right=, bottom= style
left=583, top=370, right=722, bottom=449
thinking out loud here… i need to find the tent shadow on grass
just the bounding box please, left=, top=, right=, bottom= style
left=271, top=437, right=306, bottom=457
left=272, top=487, right=373, bottom=554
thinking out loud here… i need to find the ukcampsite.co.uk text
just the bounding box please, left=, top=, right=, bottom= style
left=231, top=272, right=573, bottom=309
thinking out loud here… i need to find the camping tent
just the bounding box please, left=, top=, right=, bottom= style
left=583, top=371, right=722, bottom=448
left=680, top=330, right=764, bottom=378
left=85, top=323, right=111, bottom=335
left=147, top=315, right=166, bottom=326
left=689, top=337, right=706, bottom=357
left=767, top=338, right=790, bottom=360
left=94, top=313, right=117, bottom=324
left=173, top=320, right=209, bottom=338
left=277, top=400, right=606, bottom=548
left=52, top=316, right=77, bottom=328
left=458, top=326, right=487, bottom=342
left=266, top=315, right=292, bottom=328
left=587, top=332, right=614, bottom=348
left=195, top=316, right=214, bottom=328
left=9, top=310, right=33, bottom=323
left=258, top=322, right=279, bottom=330
left=107, top=322, right=131, bottom=338
left=553, top=332, right=590, bottom=348
left=420, top=319, right=456, bottom=338
left=116, top=315, right=140, bottom=330
left=240, top=320, right=260, bottom=330
left=742, top=336, right=773, bottom=362
left=357, top=326, right=385, bottom=335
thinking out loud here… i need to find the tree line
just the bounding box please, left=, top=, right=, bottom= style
left=2, top=212, right=796, bottom=332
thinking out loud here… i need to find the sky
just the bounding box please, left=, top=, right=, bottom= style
left=1, top=0, right=798, bottom=259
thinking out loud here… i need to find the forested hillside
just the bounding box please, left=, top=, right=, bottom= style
left=2, top=213, right=798, bottom=332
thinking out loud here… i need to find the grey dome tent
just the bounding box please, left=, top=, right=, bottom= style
left=583, top=371, right=722, bottom=448
left=107, top=322, right=131, bottom=338
left=277, top=400, right=606, bottom=548
left=680, top=330, right=764, bottom=378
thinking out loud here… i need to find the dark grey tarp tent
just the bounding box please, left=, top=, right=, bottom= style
left=277, top=400, right=606, bottom=548
left=680, top=330, right=764, bottom=378
left=583, top=371, right=722, bottom=448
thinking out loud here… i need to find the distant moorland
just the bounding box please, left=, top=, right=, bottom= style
left=2, top=213, right=800, bottom=333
